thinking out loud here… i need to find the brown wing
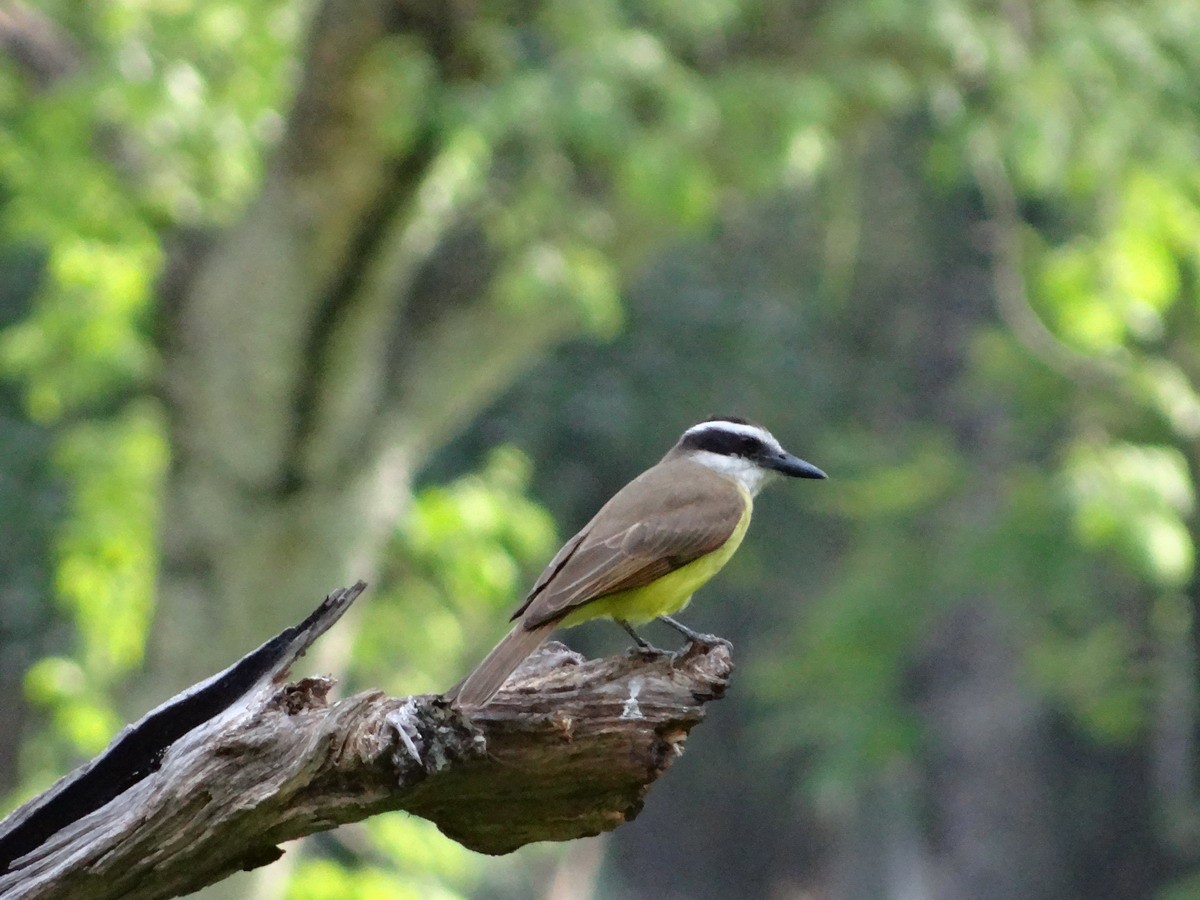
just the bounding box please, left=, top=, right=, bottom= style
left=513, top=457, right=745, bottom=630
left=509, top=527, right=590, bottom=621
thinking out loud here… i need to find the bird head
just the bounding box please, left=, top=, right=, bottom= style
left=672, top=417, right=826, bottom=495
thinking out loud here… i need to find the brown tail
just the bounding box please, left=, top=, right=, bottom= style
left=446, top=621, right=556, bottom=708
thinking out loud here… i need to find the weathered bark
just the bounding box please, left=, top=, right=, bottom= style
left=0, top=583, right=733, bottom=900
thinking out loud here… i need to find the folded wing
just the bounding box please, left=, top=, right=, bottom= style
left=516, top=458, right=745, bottom=629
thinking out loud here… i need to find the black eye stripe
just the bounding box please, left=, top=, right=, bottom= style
left=680, top=428, right=765, bottom=457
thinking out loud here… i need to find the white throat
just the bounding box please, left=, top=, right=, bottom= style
left=689, top=450, right=773, bottom=497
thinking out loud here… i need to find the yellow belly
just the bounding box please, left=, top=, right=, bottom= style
left=558, top=499, right=752, bottom=628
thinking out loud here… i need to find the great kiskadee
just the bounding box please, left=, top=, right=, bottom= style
left=447, top=417, right=826, bottom=708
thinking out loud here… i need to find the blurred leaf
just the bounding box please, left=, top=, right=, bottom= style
left=1064, top=441, right=1194, bottom=589
left=287, top=858, right=466, bottom=900
left=1027, top=622, right=1148, bottom=744
left=354, top=447, right=558, bottom=695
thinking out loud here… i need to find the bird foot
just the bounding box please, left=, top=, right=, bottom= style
left=617, top=619, right=672, bottom=658
left=656, top=615, right=732, bottom=650
left=627, top=643, right=673, bottom=661
left=682, top=632, right=733, bottom=651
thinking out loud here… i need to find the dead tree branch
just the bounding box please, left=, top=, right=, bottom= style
left=0, top=586, right=733, bottom=900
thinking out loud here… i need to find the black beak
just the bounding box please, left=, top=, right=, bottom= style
left=765, top=451, right=827, bottom=479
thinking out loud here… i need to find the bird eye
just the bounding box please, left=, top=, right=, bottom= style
left=739, top=436, right=762, bottom=456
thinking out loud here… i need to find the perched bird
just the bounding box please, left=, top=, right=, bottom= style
left=447, top=417, right=826, bottom=707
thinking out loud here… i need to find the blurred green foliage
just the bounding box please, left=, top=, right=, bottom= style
left=2, top=0, right=1200, bottom=897
left=358, top=447, right=558, bottom=696
left=12, top=405, right=165, bottom=793
left=283, top=819, right=477, bottom=900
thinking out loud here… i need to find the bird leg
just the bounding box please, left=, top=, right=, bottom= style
left=617, top=619, right=669, bottom=656
left=657, top=615, right=732, bottom=648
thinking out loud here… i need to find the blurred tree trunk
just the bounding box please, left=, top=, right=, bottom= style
left=148, top=0, right=585, bottom=694
left=908, top=602, right=1067, bottom=900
